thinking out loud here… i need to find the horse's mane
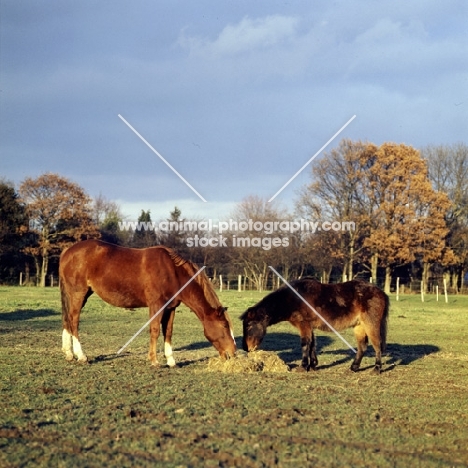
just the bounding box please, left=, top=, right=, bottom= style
left=156, top=246, right=222, bottom=309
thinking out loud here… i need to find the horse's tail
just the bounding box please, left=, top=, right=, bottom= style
left=380, top=292, right=390, bottom=354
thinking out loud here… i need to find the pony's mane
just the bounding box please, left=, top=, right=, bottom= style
left=156, top=246, right=222, bottom=309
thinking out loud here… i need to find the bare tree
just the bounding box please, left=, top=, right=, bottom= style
left=229, top=196, right=289, bottom=290
left=297, top=140, right=376, bottom=281
left=423, top=143, right=468, bottom=290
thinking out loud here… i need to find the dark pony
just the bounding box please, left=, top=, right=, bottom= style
left=240, top=278, right=389, bottom=373
left=59, top=239, right=236, bottom=365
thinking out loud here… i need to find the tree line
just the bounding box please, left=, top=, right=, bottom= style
left=1, top=140, right=467, bottom=293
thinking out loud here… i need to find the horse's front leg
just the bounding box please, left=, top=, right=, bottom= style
left=148, top=305, right=163, bottom=367
left=161, top=308, right=176, bottom=367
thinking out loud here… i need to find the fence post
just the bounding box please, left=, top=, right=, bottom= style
left=421, top=281, right=424, bottom=302
left=396, top=277, right=399, bottom=301
left=443, top=278, right=448, bottom=303
left=219, top=274, right=223, bottom=292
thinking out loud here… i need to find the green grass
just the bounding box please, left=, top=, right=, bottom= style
left=1, top=287, right=468, bottom=467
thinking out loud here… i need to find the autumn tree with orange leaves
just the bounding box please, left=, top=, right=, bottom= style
left=361, top=143, right=453, bottom=293
left=19, top=173, right=99, bottom=286
left=300, top=140, right=452, bottom=292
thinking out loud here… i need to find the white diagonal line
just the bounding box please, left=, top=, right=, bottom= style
left=118, top=114, right=207, bottom=202
left=268, top=115, right=356, bottom=202
left=268, top=266, right=356, bottom=353
left=117, top=266, right=206, bottom=355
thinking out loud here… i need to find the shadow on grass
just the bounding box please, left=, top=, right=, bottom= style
left=385, top=343, right=439, bottom=366
left=0, top=309, right=59, bottom=321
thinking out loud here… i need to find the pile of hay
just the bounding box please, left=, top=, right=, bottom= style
left=207, top=351, right=289, bottom=373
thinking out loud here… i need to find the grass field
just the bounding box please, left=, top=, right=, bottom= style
left=1, top=286, right=468, bottom=467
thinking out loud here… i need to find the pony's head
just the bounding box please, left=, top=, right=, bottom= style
left=203, top=307, right=236, bottom=360
left=240, top=306, right=268, bottom=352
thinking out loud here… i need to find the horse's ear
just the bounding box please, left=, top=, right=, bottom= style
left=217, top=306, right=228, bottom=317
left=239, top=307, right=253, bottom=321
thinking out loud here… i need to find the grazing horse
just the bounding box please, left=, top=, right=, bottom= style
left=241, top=278, right=389, bottom=373
left=59, top=239, right=236, bottom=366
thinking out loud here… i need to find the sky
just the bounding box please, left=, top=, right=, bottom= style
left=1, top=0, right=467, bottom=222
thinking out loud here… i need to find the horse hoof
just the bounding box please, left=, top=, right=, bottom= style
left=65, top=353, right=74, bottom=361
left=372, top=366, right=382, bottom=375
left=77, top=355, right=88, bottom=363
left=350, top=365, right=359, bottom=372
left=151, top=361, right=160, bottom=368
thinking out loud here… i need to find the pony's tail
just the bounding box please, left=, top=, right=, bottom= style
left=380, top=293, right=390, bottom=354
left=60, top=277, right=71, bottom=332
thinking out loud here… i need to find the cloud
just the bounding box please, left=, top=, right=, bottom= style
left=179, top=15, right=300, bottom=58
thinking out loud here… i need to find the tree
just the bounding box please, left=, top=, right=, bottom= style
left=297, top=140, right=453, bottom=292
left=132, top=209, right=158, bottom=248
left=93, top=194, right=127, bottom=244
left=423, top=143, right=468, bottom=291
left=297, top=140, right=376, bottom=281
left=361, top=143, right=452, bottom=292
left=0, top=180, right=28, bottom=283
left=19, top=173, right=99, bottom=287
left=230, top=196, right=289, bottom=290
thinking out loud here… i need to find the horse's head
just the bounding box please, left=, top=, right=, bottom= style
left=240, top=306, right=268, bottom=352
left=203, top=307, right=237, bottom=360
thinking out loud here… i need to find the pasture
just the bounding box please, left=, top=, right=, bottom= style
left=1, top=286, right=467, bottom=467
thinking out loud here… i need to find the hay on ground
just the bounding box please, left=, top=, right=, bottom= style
left=207, top=351, right=289, bottom=373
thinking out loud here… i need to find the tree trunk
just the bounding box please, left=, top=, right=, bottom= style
left=40, top=254, right=49, bottom=287
left=422, top=262, right=431, bottom=292
left=371, top=253, right=378, bottom=284
left=342, top=261, right=349, bottom=282
left=348, top=243, right=354, bottom=280
left=33, top=256, right=41, bottom=286
left=384, top=266, right=392, bottom=294
left=25, top=262, right=30, bottom=284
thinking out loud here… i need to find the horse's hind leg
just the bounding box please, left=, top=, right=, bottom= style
left=62, top=285, right=93, bottom=362
left=161, top=308, right=176, bottom=367
left=70, top=289, right=93, bottom=362
left=367, top=326, right=383, bottom=374
left=350, top=324, right=367, bottom=372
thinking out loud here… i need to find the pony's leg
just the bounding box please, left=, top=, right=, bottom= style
left=365, top=325, right=383, bottom=374
left=309, top=331, right=318, bottom=370
left=350, top=324, right=368, bottom=372
left=161, top=308, right=176, bottom=367
left=298, top=323, right=314, bottom=371
left=148, top=304, right=164, bottom=366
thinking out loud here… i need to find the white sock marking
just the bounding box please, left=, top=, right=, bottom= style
left=72, top=335, right=87, bottom=362
left=164, top=342, right=176, bottom=367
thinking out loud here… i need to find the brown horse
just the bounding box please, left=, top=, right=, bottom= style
left=59, top=239, right=236, bottom=365
left=241, top=278, right=389, bottom=373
